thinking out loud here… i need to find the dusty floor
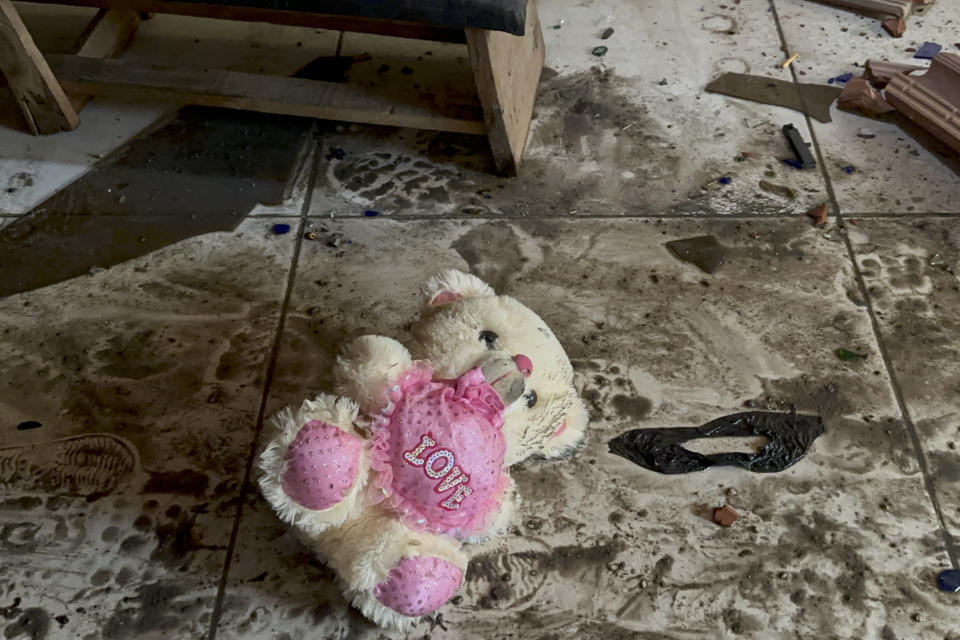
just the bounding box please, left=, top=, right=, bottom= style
left=1, top=1, right=960, bottom=639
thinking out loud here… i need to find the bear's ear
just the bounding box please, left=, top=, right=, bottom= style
left=421, top=269, right=495, bottom=309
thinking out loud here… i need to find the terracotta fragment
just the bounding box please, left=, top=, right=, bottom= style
left=885, top=53, right=960, bottom=153
left=837, top=77, right=896, bottom=117
left=713, top=505, right=739, bottom=527
left=864, top=59, right=925, bottom=89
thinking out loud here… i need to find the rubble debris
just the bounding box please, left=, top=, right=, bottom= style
left=781, top=52, right=800, bottom=69
left=857, top=128, right=876, bottom=138
left=608, top=411, right=825, bottom=474
left=864, top=59, right=924, bottom=89
left=914, top=42, right=942, bottom=60
left=929, top=252, right=946, bottom=267
left=713, top=505, right=740, bottom=527
left=592, top=45, right=609, bottom=57
left=782, top=124, right=817, bottom=170
left=836, top=348, right=868, bottom=361
left=665, top=235, right=728, bottom=274
left=938, top=569, right=960, bottom=592
left=886, top=52, right=960, bottom=154
left=758, top=180, right=797, bottom=199
left=837, top=77, right=896, bottom=117
left=601, top=27, right=615, bottom=39
left=811, top=0, right=931, bottom=38
left=271, top=223, right=291, bottom=235
left=882, top=16, right=906, bottom=38
left=705, top=72, right=842, bottom=123
left=828, top=72, right=855, bottom=84
left=806, top=203, right=829, bottom=226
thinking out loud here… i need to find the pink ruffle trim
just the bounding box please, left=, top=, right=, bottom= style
left=366, top=362, right=508, bottom=538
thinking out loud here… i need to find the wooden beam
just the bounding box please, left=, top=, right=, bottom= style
left=0, top=0, right=79, bottom=134
left=465, top=0, right=544, bottom=175
left=46, top=54, right=487, bottom=135
left=76, top=9, right=141, bottom=59
left=70, top=9, right=141, bottom=111
left=24, top=0, right=466, bottom=43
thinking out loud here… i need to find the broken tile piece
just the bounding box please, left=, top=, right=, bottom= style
left=914, top=42, right=943, bottom=60
left=837, top=77, right=896, bottom=117
left=705, top=73, right=842, bottom=123
left=882, top=16, right=906, bottom=38
left=806, top=204, right=829, bottom=226
left=886, top=52, right=960, bottom=154
left=713, top=505, right=739, bottom=527
left=938, top=569, right=960, bottom=592
left=865, top=59, right=925, bottom=89
left=665, top=235, right=728, bottom=274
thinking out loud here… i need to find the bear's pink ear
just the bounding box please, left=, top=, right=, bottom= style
left=421, top=269, right=495, bottom=311
left=428, top=290, right=464, bottom=306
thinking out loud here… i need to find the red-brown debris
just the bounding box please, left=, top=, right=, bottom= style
left=713, top=505, right=740, bottom=527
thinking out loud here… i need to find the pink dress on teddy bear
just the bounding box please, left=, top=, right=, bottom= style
left=280, top=362, right=512, bottom=615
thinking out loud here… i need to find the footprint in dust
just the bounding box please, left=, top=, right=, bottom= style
left=701, top=14, right=738, bottom=35
left=463, top=537, right=553, bottom=610
left=0, top=434, right=141, bottom=495
left=573, top=359, right=653, bottom=424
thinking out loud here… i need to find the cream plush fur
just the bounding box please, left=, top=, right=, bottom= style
left=258, top=270, right=588, bottom=629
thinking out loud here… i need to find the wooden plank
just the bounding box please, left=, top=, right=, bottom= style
left=70, top=9, right=141, bottom=111
left=76, top=9, right=141, bottom=59
left=0, top=0, right=79, bottom=134
left=465, top=0, right=544, bottom=175
left=24, top=0, right=466, bottom=43
left=46, top=54, right=487, bottom=135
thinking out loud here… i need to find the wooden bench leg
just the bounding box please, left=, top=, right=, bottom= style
left=70, top=9, right=141, bottom=110
left=0, top=0, right=80, bottom=134
left=466, top=0, right=544, bottom=175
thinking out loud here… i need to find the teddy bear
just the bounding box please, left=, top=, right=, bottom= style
left=257, top=269, right=589, bottom=629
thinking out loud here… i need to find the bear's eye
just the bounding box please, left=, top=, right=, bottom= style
left=524, top=390, right=538, bottom=408
left=479, top=330, right=498, bottom=350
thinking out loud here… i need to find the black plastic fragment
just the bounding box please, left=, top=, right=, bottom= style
left=608, top=411, right=825, bottom=474
left=782, top=124, right=816, bottom=169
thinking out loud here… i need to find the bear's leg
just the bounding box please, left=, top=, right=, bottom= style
left=258, top=394, right=368, bottom=535
left=310, top=506, right=466, bottom=630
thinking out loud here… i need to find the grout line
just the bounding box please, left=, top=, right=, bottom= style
left=300, top=211, right=960, bottom=222
left=767, top=0, right=842, bottom=219
left=770, top=0, right=959, bottom=568
left=206, top=130, right=323, bottom=640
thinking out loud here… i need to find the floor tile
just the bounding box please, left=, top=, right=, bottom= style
left=775, top=0, right=960, bottom=214
left=309, top=0, right=827, bottom=219
left=0, top=217, right=297, bottom=639
left=218, top=217, right=957, bottom=639
left=848, top=217, right=960, bottom=535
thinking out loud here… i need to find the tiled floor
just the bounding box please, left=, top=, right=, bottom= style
left=1, top=1, right=959, bottom=639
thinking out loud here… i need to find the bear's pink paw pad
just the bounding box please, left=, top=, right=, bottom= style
left=373, top=556, right=462, bottom=617
left=281, top=420, right=361, bottom=510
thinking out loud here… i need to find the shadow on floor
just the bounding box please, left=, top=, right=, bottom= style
left=0, top=107, right=313, bottom=298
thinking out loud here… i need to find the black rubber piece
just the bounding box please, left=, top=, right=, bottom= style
left=782, top=124, right=817, bottom=169
left=608, top=411, right=825, bottom=474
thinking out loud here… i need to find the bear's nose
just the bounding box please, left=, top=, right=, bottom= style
left=514, top=354, right=533, bottom=377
